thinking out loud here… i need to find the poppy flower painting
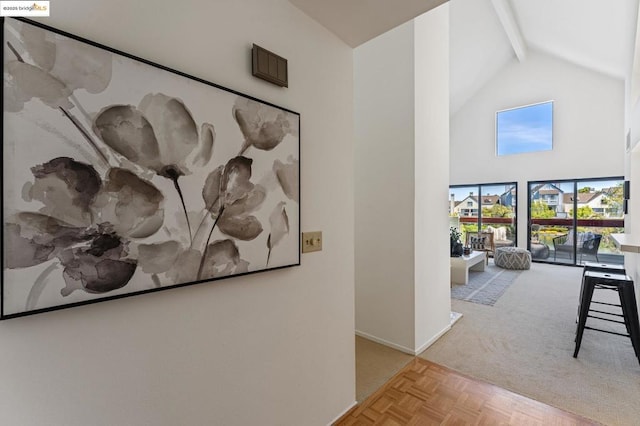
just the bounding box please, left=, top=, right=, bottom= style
left=2, top=18, right=300, bottom=319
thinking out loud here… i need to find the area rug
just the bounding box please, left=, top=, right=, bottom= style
left=450, top=263, right=522, bottom=306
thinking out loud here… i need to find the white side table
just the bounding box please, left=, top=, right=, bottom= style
left=450, top=251, right=486, bottom=285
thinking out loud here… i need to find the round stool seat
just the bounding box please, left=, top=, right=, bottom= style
left=495, top=247, right=531, bottom=270
left=583, top=262, right=625, bottom=274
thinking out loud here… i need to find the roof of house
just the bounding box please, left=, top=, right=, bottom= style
left=453, top=196, right=475, bottom=208
left=562, top=192, right=601, bottom=204
left=479, top=195, right=500, bottom=205
left=531, top=183, right=564, bottom=195
left=538, top=189, right=561, bottom=195
left=453, top=194, right=500, bottom=207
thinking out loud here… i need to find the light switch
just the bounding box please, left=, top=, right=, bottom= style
left=302, top=231, right=322, bottom=253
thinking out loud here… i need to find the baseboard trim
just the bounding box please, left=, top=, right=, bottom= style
left=356, top=324, right=453, bottom=356
left=327, top=400, right=357, bottom=425
left=355, top=330, right=417, bottom=355
left=414, top=323, right=452, bottom=355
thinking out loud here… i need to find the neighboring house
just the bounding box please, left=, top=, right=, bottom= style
left=600, top=187, right=625, bottom=216
left=500, top=187, right=517, bottom=209
left=451, top=194, right=500, bottom=217
left=479, top=195, right=500, bottom=210
left=531, top=183, right=565, bottom=213
left=452, top=196, right=478, bottom=216
left=563, top=191, right=622, bottom=217
left=562, top=192, right=596, bottom=213
left=586, top=193, right=613, bottom=215
left=562, top=192, right=598, bottom=213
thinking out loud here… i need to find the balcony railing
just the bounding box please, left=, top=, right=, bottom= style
left=530, top=217, right=624, bottom=265
left=530, top=218, right=624, bottom=227
left=459, top=216, right=514, bottom=225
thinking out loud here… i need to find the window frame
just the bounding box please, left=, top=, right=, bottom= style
left=450, top=181, right=518, bottom=247
left=495, top=100, right=554, bottom=157
left=527, top=176, right=625, bottom=266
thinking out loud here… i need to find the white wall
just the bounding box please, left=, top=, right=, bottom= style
left=414, top=5, right=452, bottom=353
left=629, top=100, right=640, bottom=153
left=354, top=21, right=416, bottom=351
left=0, top=1, right=355, bottom=425
left=354, top=5, right=451, bottom=354
left=451, top=50, right=625, bottom=246
left=626, top=147, right=640, bottom=319
left=624, top=6, right=640, bottom=319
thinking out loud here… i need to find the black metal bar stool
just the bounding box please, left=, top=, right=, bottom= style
left=576, top=262, right=626, bottom=323
left=574, top=271, right=640, bottom=364
left=582, top=261, right=626, bottom=275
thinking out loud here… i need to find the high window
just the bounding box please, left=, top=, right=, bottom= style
left=496, top=101, right=553, bottom=156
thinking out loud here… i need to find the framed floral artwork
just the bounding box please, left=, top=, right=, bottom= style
left=2, top=17, right=300, bottom=319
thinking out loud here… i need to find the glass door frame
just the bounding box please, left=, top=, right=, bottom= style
left=527, top=176, right=624, bottom=266
left=450, top=181, right=518, bottom=247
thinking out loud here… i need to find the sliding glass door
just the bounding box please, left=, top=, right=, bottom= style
left=449, top=182, right=517, bottom=248
left=528, top=178, right=624, bottom=266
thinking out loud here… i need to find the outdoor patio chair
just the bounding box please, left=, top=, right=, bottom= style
left=485, top=225, right=513, bottom=249
left=465, top=231, right=494, bottom=265
left=553, top=234, right=572, bottom=261
left=553, top=233, right=602, bottom=262
left=578, top=234, right=602, bottom=263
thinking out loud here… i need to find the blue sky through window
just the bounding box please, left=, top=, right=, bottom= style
left=496, top=101, right=553, bottom=156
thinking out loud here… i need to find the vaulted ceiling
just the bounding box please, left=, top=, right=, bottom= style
left=289, top=0, right=639, bottom=114
left=450, top=0, right=639, bottom=113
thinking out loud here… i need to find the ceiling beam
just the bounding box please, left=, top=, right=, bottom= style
left=491, top=0, right=527, bottom=62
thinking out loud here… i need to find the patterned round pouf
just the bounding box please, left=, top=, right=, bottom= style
left=494, top=247, right=531, bottom=270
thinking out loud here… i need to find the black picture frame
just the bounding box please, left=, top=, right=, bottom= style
left=2, top=17, right=301, bottom=319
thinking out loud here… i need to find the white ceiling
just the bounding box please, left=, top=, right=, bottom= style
left=289, top=0, right=639, bottom=113
left=451, top=0, right=639, bottom=113
left=449, top=0, right=515, bottom=114
left=513, top=0, right=636, bottom=80
left=288, top=0, right=447, bottom=47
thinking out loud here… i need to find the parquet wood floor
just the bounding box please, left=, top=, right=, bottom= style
left=335, top=358, right=599, bottom=426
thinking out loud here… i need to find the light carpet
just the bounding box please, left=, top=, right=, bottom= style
left=420, top=262, right=640, bottom=426
left=451, top=263, right=522, bottom=306
left=355, top=335, right=413, bottom=403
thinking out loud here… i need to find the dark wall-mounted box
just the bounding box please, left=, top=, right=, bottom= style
left=252, top=44, right=288, bottom=87
left=624, top=180, right=630, bottom=199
